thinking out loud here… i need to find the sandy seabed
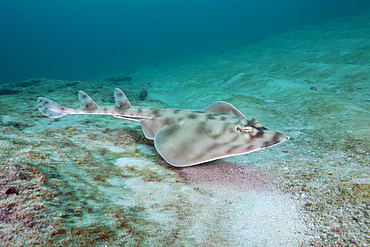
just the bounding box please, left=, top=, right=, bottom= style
left=1, top=11, right=370, bottom=246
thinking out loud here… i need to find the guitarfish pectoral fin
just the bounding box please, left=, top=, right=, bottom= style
left=154, top=121, right=289, bottom=167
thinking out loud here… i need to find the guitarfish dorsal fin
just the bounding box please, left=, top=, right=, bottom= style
left=114, top=88, right=131, bottom=108
left=78, top=91, right=99, bottom=109
left=204, top=101, right=246, bottom=118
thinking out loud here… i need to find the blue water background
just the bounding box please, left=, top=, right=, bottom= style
left=1, top=0, right=370, bottom=85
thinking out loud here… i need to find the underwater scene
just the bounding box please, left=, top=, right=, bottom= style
left=1, top=1, right=370, bottom=246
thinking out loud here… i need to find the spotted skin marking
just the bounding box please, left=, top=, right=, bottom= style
left=193, top=143, right=221, bottom=161
left=262, top=133, right=281, bottom=148
left=165, top=117, right=174, bottom=124
left=187, top=113, right=197, bottom=119
left=151, top=108, right=161, bottom=116
left=226, top=145, right=240, bottom=154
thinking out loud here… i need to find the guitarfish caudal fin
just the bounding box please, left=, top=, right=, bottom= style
left=37, top=97, right=70, bottom=118
left=37, top=90, right=101, bottom=118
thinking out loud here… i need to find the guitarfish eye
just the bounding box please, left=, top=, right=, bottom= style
left=235, top=124, right=252, bottom=133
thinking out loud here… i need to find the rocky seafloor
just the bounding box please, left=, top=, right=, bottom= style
left=1, top=11, right=370, bottom=246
